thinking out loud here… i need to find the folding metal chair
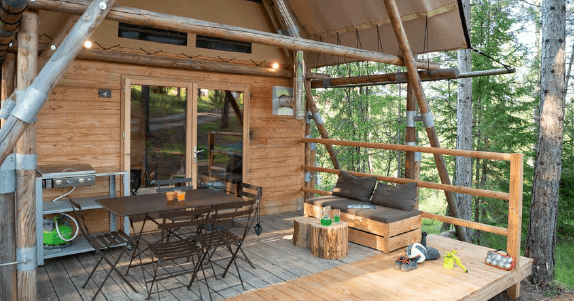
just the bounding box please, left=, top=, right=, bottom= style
left=205, top=198, right=257, bottom=291
left=69, top=200, right=139, bottom=301
left=146, top=205, right=215, bottom=300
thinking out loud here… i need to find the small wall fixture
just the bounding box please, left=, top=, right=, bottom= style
left=272, top=86, right=294, bottom=116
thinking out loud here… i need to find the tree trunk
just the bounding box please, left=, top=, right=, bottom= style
left=455, top=0, right=473, bottom=241
left=525, top=0, right=566, bottom=287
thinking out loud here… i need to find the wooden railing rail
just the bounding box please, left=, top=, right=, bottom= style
left=301, top=138, right=524, bottom=279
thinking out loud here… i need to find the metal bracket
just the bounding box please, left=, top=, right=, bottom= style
left=16, top=247, right=36, bottom=271
left=0, top=94, right=16, bottom=119
left=313, top=112, right=323, bottom=125
left=306, top=111, right=312, bottom=123
left=304, top=172, right=314, bottom=182
left=415, top=152, right=422, bottom=162
left=306, top=135, right=313, bottom=139
left=421, top=112, right=435, bottom=128
left=406, top=142, right=417, bottom=147
left=406, top=111, right=416, bottom=127
left=15, top=154, right=37, bottom=171
left=310, top=143, right=316, bottom=151
left=0, top=154, right=16, bottom=194
left=11, top=86, right=47, bottom=124
left=322, top=78, right=332, bottom=87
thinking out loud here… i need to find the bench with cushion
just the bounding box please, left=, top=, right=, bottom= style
left=304, top=171, right=421, bottom=253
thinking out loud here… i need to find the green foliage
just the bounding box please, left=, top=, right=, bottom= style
left=555, top=241, right=574, bottom=289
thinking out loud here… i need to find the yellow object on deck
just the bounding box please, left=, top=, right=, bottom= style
left=443, top=250, right=468, bottom=273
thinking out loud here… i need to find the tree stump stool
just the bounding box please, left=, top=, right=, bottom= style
left=310, top=219, right=348, bottom=259
left=293, top=216, right=315, bottom=248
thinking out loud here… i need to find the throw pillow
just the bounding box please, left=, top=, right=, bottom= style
left=332, top=171, right=377, bottom=202
left=371, top=182, right=417, bottom=211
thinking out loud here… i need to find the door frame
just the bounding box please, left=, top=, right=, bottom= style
left=120, top=75, right=250, bottom=189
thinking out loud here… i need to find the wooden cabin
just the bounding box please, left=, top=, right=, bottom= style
left=0, top=0, right=531, bottom=300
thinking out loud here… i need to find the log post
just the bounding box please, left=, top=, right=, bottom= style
left=507, top=153, right=523, bottom=298
left=404, top=83, right=421, bottom=209
left=0, top=52, right=17, bottom=301
left=382, top=0, right=467, bottom=242
left=27, top=0, right=438, bottom=69
left=305, top=81, right=340, bottom=169
left=15, top=10, right=38, bottom=300
left=0, top=0, right=118, bottom=164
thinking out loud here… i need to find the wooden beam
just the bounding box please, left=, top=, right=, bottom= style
left=38, top=15, right=79, bottom=69
left=382, top=0, right=467, bottom=242
left=15, top=10, right=38, bottom=300
left=302, top=166, right=510, bottom=201
left=420, top=211, right=508, bottom=236
left=0, top=0, right=27, bottom=61
left=311, top=68, right=516, bottom=89
left=27, top=0, right=439, bottom=69
left=312, top=68, right=459, bottom=88
left=0, top=52, right=16, bottom=301
left=301, top=138, right=513, bottom=161
left=76, top=48, right=292, bottom=78
left=0, top=0, right=118, bottom=171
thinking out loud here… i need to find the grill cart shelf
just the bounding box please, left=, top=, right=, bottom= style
left=35, top=168, right=129, bottom=266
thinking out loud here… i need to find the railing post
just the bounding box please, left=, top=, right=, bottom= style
left=507, top=153, right=524, bottom=299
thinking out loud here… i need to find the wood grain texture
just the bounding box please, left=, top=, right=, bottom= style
left=293, top=216, right=314, bottom=249
left=310, top=219, right=348, bottom=259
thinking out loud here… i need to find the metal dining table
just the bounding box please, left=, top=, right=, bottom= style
left=96, top=188, right=243, bottom=221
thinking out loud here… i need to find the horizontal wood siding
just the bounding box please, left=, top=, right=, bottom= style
left=36, top=59, right=303, bottom=232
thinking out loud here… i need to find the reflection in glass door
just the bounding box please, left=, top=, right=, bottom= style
left=130, top=85, right=188, bottom=189
left=196, top=89, right=244, bottom=190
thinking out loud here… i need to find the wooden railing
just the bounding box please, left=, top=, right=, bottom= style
left=301, top=137, right=524, bottom=294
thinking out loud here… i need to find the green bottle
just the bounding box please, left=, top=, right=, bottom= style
left=320, top=207, right=332, bottom=226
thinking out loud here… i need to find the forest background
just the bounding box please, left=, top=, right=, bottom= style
left=309, top=0, right=574, bottom=293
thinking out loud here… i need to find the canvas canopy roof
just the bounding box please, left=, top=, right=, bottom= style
left=286, top=0, right=470, bottom=68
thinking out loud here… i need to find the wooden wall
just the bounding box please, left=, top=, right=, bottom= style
left=36, top=59, right=304, bottom=232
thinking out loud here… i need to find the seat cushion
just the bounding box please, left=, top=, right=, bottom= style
left=355, top=206, right=420, bottom=224
left=305, top=196, right=363, bottom=215
left=370, top=182, right=417, bottom=211
left=332, top=171, right=377, bottom=202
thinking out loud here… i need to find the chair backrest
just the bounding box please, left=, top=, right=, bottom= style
left=239, top=183, right=262, bottom=202
left=157, top=206, right=214, bottom=246
left=156, top=177, right=194, bottom=193
left=68, top=200, right=98, bottom=247
left=212, top=199, right=256, bottom=241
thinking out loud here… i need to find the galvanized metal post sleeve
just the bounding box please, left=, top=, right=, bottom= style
left=415, top=152, right=421, bottom=162
left=15, top=153, right=37, bottom=171
left=421, top=112, right=435, bottom=128
left=11, top=86, right=47, bottom=124
left=0, top=153, right=16, bottom=193
left=406, top=110, right=417, bottom=127
left=0, top=92, right=16, bottom=119
left=322, top=78, right=332, bottom=87
left=306, top=110, right=312, bottom=123
left=16, top=247, right=36, bottom=271
left=310, top=143, right=316, bottom=151
left=313, top=112, right=323, bottom=125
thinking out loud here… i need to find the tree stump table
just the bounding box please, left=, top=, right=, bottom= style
left=310, top=219, right=348, bottom=259
left=293, top=216, right=315, bottom=249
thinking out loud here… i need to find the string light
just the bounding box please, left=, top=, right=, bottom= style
left=271, top=62, right=280, bottom=70
left=83, top=40, right=93, bottom=49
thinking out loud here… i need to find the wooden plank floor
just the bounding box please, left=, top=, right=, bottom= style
left=231, top=234, right=533, bottom=301
left=37, top=211, right=380, bottom=301
left=37, top=211, right=532, bottom=301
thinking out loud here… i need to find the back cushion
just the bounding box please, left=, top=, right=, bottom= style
left=370, top=182, right=417, bottom=211
left=332, top=171, right=377, bottom=202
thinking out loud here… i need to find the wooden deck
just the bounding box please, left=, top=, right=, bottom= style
left=37, top=211, right=532, bottom=301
